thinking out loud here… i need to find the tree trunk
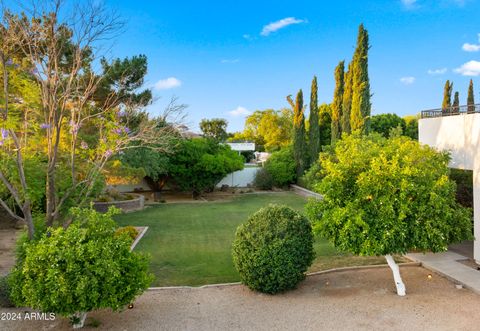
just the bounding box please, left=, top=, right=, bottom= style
left=385, top=254, right=406, bottom=296
left=71, top=311, right=87, bottom=329
left=46, top=166, right=56, bottom=227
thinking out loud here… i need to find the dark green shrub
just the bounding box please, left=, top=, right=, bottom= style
left=0, top=275, right=14, bottom=307
left=232, top=204, right=315, bottom=294
left=115, top=226, right=139, bottom=242
left=253, top=168, right=273, bottom=190
left=449, top=168, right=473, bottom=208
left=264, top=147, right=296, bottom=187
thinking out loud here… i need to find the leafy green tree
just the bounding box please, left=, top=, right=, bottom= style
left=342, top=62, right=353, bottom=135
left=467, top=79, right=475, bottom=113
left=0, top=3, right=182, bottom=238
left=168, top=138, right=244, bottom=197
left=229, top=109, right=292, bottom=151
left=403, top=115, right=419, bottom=140
left=306, top=134, right=472, bottom=296
left=264, top=146, right=296, bottom=187
left=199, top=118, right=228, bottom=142
left=319, top=103, right=332, bottom=148
left=287, top=90, right=307, bottom=179
left=9, top=207, right=152, bottom=328
left=331, top=61, right=345, bottom=143
left=308, top=76, right=320, bottom=166
left=95, top=55, right=152, bottom=108
left=370, top=113, right=406, bottom=138
left=442, top=80, right=453, bottom=113
left=350, top=24, right=371, bottom=133
left=452, top=91, right=460, bottom=113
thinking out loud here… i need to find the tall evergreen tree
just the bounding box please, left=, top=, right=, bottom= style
left=467, top=79, right=475, bottom=113
left=452, top=91, right=460, bottom=113
left=287, top=90, right=307, bottom=179
left=331, top=61, right=345, bottom=143
left=350, top=24, right=371, bottom=133
left=441, top=80, right=453, bottom=113
left=341, top=61, right=353, bottom=135
left=308, top=76, right=320, bottom=165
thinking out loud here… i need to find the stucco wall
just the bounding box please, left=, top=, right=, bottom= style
left=419, top=113, right=480, bottom=170
left=216, top=166, right=260, bottom=188
left=419, top=113, right=480, bottom=262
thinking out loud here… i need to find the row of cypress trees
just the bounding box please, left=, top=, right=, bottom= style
left=442, top=79, right=475, bottom=113
left=289, top=24, right=372, bottom=178
left=331, top=24, right=371, bottom=143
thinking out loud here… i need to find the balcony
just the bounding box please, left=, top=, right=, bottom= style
left=421, top=104, right=480, bottom=118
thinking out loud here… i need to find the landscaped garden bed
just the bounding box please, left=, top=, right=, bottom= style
left=93, top=193, right=145, bottom=213
left=115, top=192, right=408, bottom=287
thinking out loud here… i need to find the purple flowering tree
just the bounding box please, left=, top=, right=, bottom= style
left=0, top=1, right=184, bottom=238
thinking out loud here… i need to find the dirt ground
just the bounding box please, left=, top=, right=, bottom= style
left=0, top=229, right=21, bottom=276
left=3, top=266, right=480, bottom=331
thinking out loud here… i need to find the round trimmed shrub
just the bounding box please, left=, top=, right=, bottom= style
left=232, top=204, right=315, bottom=294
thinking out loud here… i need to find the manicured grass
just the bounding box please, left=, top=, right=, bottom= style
left=115, top=192, right=404, bottom=286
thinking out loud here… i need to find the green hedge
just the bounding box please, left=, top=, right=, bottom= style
left=232, top=204, right=315, bottom=294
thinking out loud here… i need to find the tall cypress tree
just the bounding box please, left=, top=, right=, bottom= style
left=350, top=24, right=371, bottom=133
left=308, top=76, right=320, bottom=165
left=287, top=90, right=307, bottom=179
left=441, top=80, right=453, bottom=113
left=452, top=91, right=460, bottom=113
left=341, top=61, right=353, bottom=135
left=331, top=61, right=345, bottom=143
left=467, top=79, right=475, bottom=113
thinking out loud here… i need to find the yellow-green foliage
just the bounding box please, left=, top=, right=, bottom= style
left=115, top=226, right=139, bottom=242
left=306, top=134, right=472, bottom=256
left=9, top=207, right=152, bottom=316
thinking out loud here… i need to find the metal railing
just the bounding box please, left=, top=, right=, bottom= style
left=421, top=104, right=480, bottom=118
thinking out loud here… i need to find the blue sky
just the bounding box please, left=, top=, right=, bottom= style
left=101, top=0, right=480, bottom=132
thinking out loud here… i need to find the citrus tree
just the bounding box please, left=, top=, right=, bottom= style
left=306, top=134, right=472, bottom=296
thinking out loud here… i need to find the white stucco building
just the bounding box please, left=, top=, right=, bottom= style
left=419, top=108, right=480, bottom=263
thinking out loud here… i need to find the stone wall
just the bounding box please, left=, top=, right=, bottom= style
left=93, top=194, right=145, bottom=213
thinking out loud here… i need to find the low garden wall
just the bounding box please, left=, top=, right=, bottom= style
left=290, top=184, right=323, bottom=200
left=93, top=194, right=145, bottom=213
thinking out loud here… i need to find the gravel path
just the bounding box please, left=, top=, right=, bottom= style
left=3, top=266, right=480, bottom=331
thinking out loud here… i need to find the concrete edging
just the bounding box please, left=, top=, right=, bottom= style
left=130, top=226, right=148, bottom=251
left=290, top=184, right=323, bottom=200
left=147, top=262, right=421, bottom=291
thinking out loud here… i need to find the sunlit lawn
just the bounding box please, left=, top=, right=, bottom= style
left=115, top=192, right=404, bottom=286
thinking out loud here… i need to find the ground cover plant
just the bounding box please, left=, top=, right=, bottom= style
left=115, top=192, right=406, bottom=286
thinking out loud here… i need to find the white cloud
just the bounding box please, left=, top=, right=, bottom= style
left=243, top=34, right=253, bottom=40
left=221, top=59, right=240, bottom=64
left=260, top=17, right=305, bottom=36
left=401, top=0, right=418, bottom=8
left=229, top=106, right=250, bottom=117
left=461, top=33, right=480, bottom=52
left=154, top=77, right=181, bottom=90
left=400, top=76, right=415, bottom=85
left=462, top=43, right=480, bottom=52
left=427, top=68, right=447, bottom=75
left=454, top=60, right=480, bottom=76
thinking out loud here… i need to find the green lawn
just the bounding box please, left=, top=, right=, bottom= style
left=115, top=192, right=403, bottom=286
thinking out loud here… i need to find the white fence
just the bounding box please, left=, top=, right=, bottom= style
left=216, top=166, right=261, bottom=188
